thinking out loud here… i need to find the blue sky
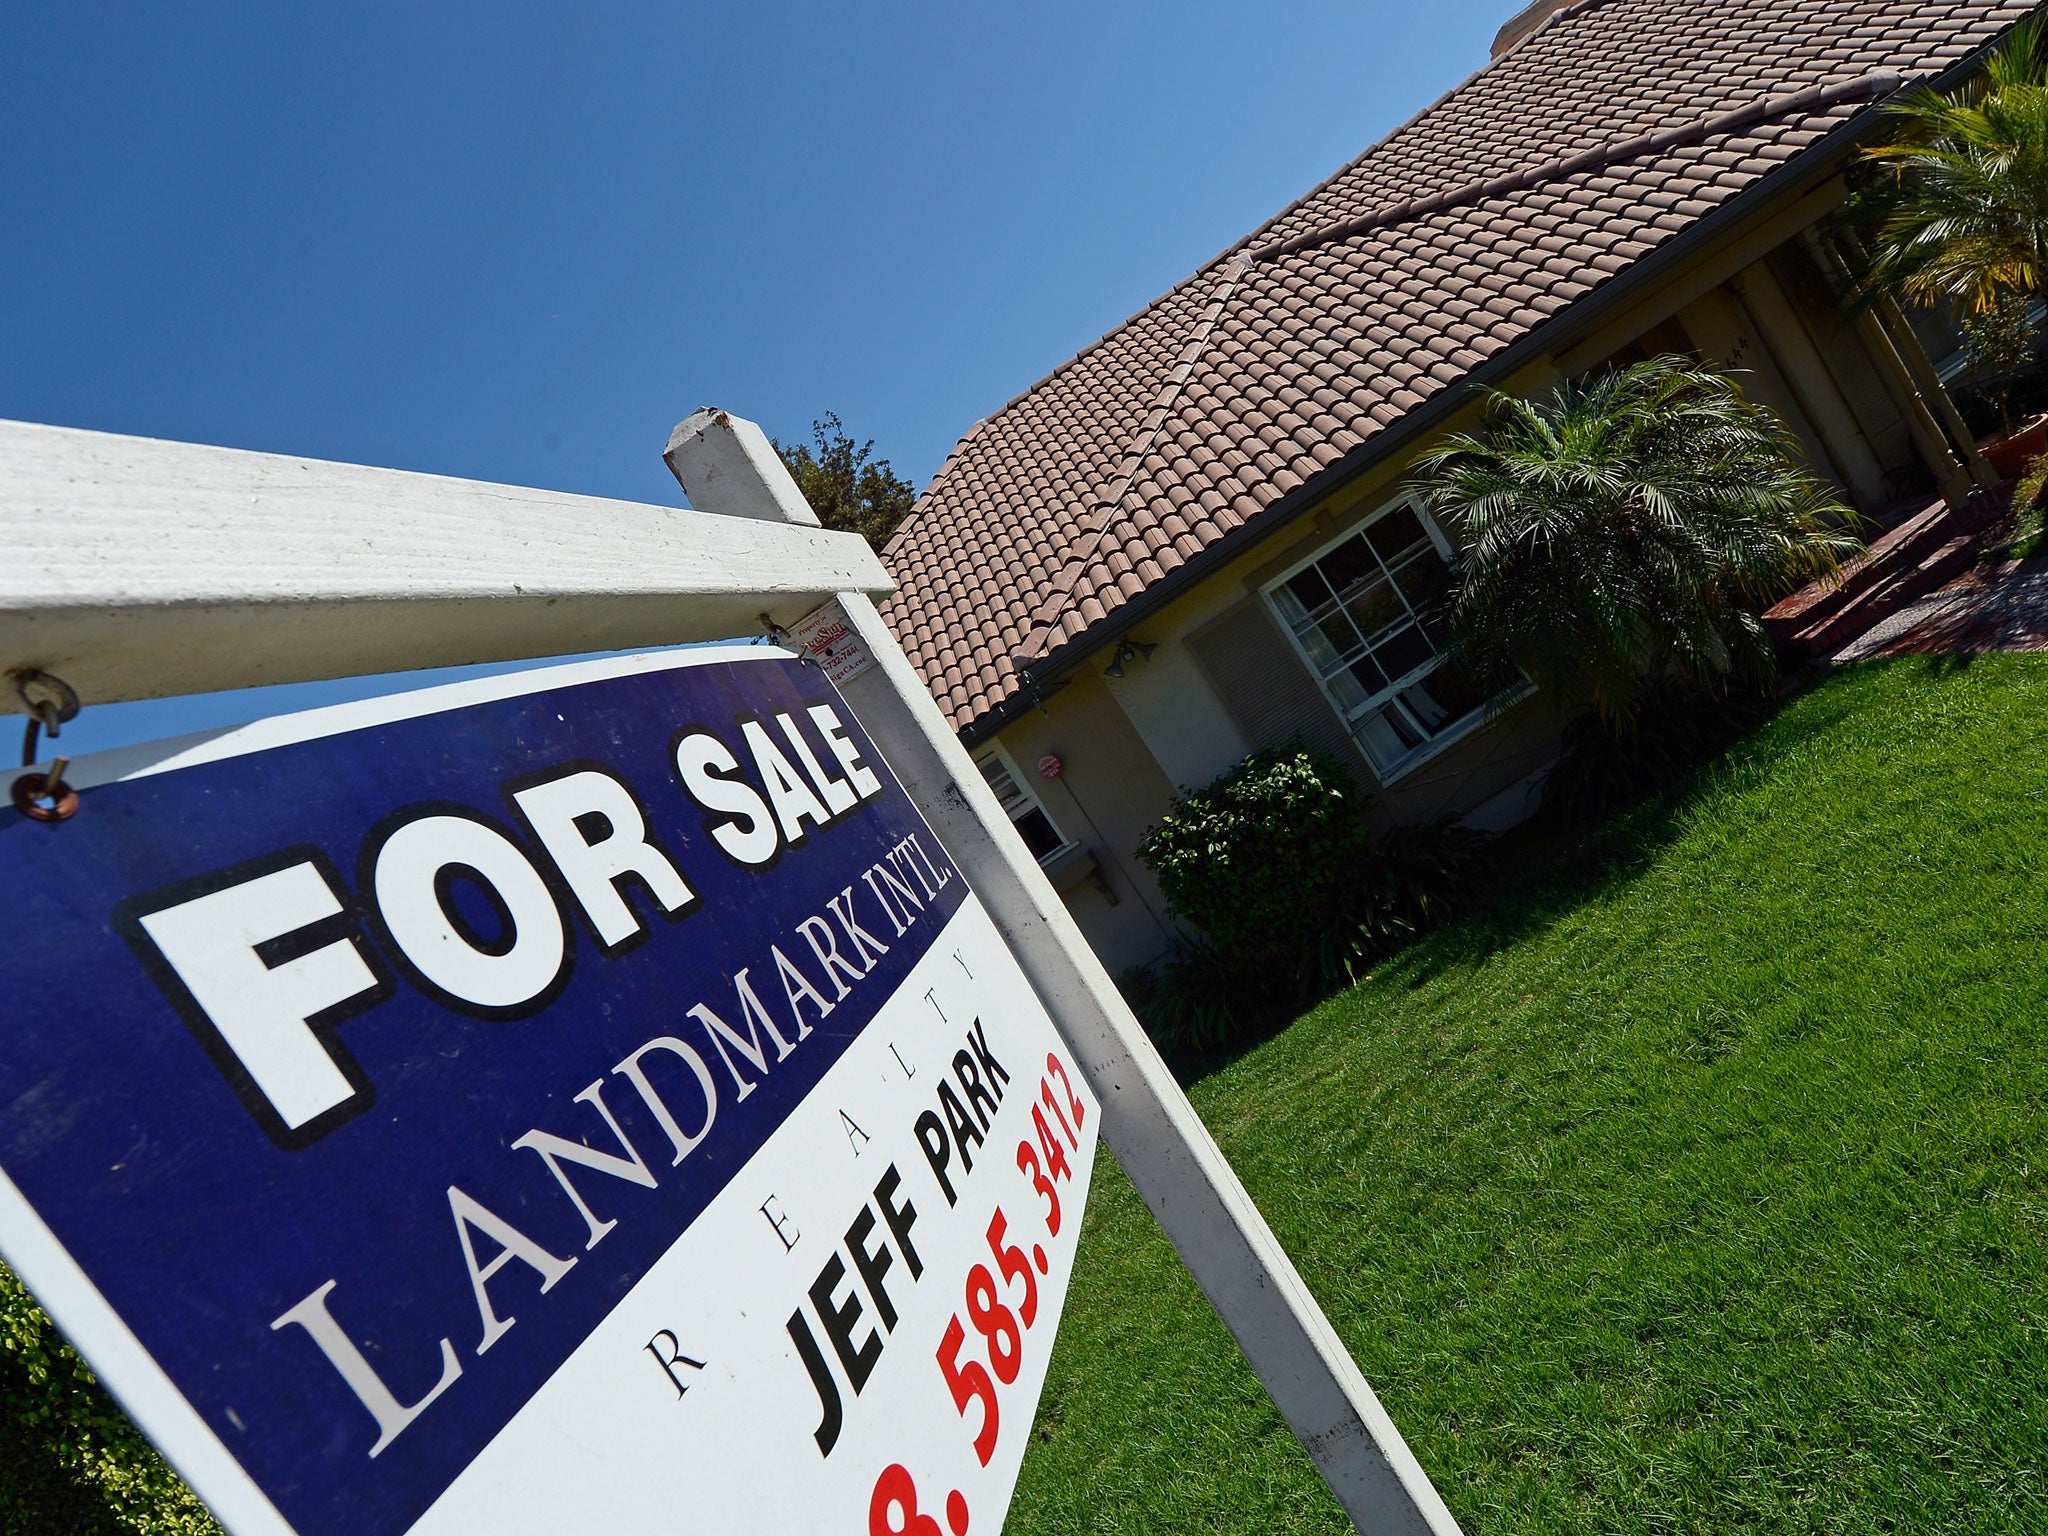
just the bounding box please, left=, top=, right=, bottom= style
left=5, top=0, right=1514, bottom=753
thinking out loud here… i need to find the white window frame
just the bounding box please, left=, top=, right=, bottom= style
left=1260, top=495, right=1521, bottom=785
left=973, top=743, right=1080, bottom=866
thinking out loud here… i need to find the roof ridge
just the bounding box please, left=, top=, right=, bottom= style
left=1490, top=0, right=1623, bottom=67
left=912, top=1, right=1565, bottom=505
left=1252, top=66, right=1906, bottom=263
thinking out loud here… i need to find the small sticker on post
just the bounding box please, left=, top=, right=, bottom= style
left=790, top=600, right=876, bottom=686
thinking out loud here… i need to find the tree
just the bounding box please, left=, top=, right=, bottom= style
left=773, top=414, right=918, bottom=549
left=1411, top=356, right=1860, bottom=730
left=1860, top=15, right=2048, bottom=321
left=1961, top=287, right=2037, bottom=435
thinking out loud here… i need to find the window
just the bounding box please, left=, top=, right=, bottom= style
left=1265, top=501, right=1490, bottom=780
left=975, top=748, right=1072, bottom=863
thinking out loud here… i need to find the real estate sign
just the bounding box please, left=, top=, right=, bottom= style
left=0, top=647, right=1096, bottom=1536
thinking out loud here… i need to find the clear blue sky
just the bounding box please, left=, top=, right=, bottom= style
left=4, top=0, right=1514, bottom=754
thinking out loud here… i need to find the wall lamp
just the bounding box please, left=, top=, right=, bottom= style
left=1102, top=638, right=1157, bottom=679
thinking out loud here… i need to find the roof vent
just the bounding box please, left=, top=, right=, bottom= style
left=1491, top=0, right=1576, bottom=58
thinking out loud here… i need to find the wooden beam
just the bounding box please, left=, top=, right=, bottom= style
left=0, top=419, right=891, bottom=711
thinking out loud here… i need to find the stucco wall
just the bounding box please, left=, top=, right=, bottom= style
left=985, top=668, right=1183, bottom=974
left=1098, top=635, right=1249, bottom=794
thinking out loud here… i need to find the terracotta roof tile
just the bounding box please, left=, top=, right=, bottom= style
left=880, top=0, right=2028, bottom=733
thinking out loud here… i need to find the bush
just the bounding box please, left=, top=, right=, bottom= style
left=1136, top=744, right=1373, bottom=978
left=1132, top=744, right=1484, bottom=1054
left=0, top=1264, right=220, bottom=1535
left=1990, top=454, right=2048, bottom=561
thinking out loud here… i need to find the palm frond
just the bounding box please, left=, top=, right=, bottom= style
left=1859, top=15, right=2048, bottom=316
left=1411, top=356, right=1858, bottom=732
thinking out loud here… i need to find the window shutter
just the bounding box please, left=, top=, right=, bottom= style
left=1184, top=595, right=1370, bottom=780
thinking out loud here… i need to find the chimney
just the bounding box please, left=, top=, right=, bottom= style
left=1491, top=0, right=1576, bottom=58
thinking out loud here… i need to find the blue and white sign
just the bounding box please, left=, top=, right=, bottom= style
left=0, top=648, right=1096, bottom=1536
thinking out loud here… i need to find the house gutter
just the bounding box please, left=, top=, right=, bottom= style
left=958, top=27, right=2012, bottom=748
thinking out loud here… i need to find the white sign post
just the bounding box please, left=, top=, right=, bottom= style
left=666, top=411, right=1463, bottom=1536
left=0, top=411, right=1462, bottom=1536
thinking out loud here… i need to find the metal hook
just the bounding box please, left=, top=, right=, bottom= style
left=759, top=614, right=817, bottom=666
left=12, top=670, right=81, bottom=822
left=13, top=670, right=80, bottom=735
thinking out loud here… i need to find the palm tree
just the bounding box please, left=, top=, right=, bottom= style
left=1411, top=357, right=1860, bottom=729
left=1860, top=13, right=2048, bottom=316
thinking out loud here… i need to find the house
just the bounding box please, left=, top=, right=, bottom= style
left=878, top=0, right=2030, bottom=976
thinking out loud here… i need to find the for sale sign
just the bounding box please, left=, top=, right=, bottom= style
left=0, top=648, right=1096, bottom=1536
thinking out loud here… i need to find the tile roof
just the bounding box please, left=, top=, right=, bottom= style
left=880, top=0, right=2033, bottom=735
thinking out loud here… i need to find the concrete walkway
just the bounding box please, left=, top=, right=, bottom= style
left=1832, top=556, right=2048, bottom=661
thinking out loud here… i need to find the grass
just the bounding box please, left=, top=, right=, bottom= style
left=1010, top=657, right=2048, bottom=1535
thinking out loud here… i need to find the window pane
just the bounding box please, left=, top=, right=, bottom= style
left=1305, top=606, right=1362, bottom=666
left=1398, top=679, right=1455, bottom=733
left=978, top=757, right=1027, bottom=815
left=1356, top=703, right=1424, bottom=769
left=1325, top=664, right=1369, bottom=713
left=1390, top=550, right=1449, bottom=614
left=1342, top=576, right=1404, bottom=639
left=1418, top=660, right=1484, bottom=717
left=1014, top=807, right=1066, bottom=861
left=1315, top=536, right=1379, bottom=601
left=1281, top=569, right=1332, bottom=620
left=1347, top=652, right=1390, bottom=696
left=1402, top=671, right=1483, bottom=739
left=1373, top=623, right=1434, bottom=682
left=1291, top=612, right=1337, bottom=669
left=1366, top=505, right=1428, bottom=563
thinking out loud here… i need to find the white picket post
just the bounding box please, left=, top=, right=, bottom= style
left=664, top=408, right=1465, bottom=1536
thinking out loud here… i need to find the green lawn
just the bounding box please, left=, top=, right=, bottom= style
left=1011, top=657, right=2048, bottom=1535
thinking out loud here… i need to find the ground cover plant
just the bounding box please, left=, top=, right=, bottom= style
left=1010, top=656, right=2048, bottom=1534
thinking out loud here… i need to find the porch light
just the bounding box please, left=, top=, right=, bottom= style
left=1103, top=638, right=1157, bottom=678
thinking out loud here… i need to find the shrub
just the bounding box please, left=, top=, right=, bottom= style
left=1309, top=820, right=1489, bottom=994
left=0, top=1264, right=220, bottom=1535
left=1139, top=942, right=1264, bottom=1056
left=1132, top=744, right=1485, bottom=1054
left=1411, top=355, right=1857, bottom=730
left=1136, top=744, right=1372, bottom=979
